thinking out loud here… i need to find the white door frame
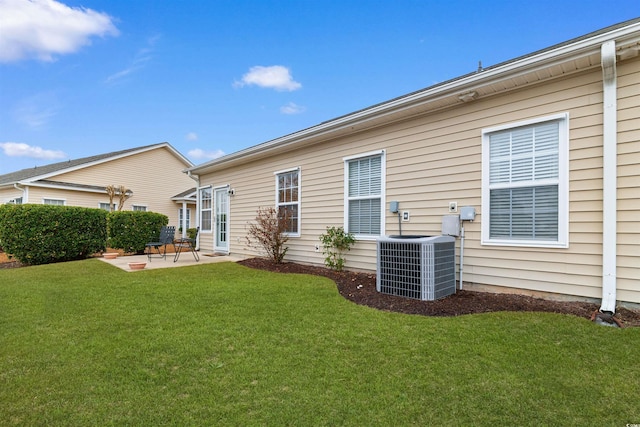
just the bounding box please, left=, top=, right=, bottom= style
left=214, top=186, right=230, bottom=253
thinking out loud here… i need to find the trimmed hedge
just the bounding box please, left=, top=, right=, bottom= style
left=0, top=204, right=107, bottom=265
left=107, top=211, right=168, bottom=254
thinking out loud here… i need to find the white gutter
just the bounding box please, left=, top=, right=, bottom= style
left=600, top=40, right=617, bottom=314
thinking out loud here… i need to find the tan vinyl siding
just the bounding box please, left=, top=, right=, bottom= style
left=0, top=188, right=23, bottom=204
left=43, top=147, right=194, bottom=227
left=25, top=187, right=99, bottom=207
left=616, top=57, right=640, bottom=302
left=198, top=56, right=639, bottom=304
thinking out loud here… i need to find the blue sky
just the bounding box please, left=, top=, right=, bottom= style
left=0, top=0, right=638, bottom=174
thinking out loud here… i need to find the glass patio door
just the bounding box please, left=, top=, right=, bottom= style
left=214, top=187, right=229, bottom=253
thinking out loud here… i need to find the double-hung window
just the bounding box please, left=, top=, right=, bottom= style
left=44, top=199, right=65, bottom=206
left=482, top=114, right=568, bottom=247
left=99, top=202, right=116, bottom=211
left=179, top=208, right=191, bottom=229
left=276, top=168, right=300, bottom=236
left=345, top=151, right=384, bottom=237
left=200, top=187, right=212, bottom=232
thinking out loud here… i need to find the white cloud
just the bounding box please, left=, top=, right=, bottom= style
left=185, top=132, right=198, bottom=141
left=280, top=102, right=306, bottom=115
left=0, top=142, right=66, bottom=160
left=234, top=65, right=301, bottom=91
left=188, top=148, right=225, bottom=160
left=0, top=0, right=119, bottom=63
left=105, top=34, right=159, bottom=84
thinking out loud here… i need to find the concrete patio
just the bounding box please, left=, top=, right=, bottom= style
left=98, top=251, right=246, bottom=272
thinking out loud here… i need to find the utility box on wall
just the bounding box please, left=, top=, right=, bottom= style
left=441, top=215, right=460, bottom=237
left=460, top=206, right=476, bottom=221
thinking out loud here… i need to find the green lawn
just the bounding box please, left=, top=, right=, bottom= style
left=1, top=259, right=639, bottom=426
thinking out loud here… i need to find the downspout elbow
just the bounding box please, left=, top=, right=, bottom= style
left=13, top=183, right=26, bottom=202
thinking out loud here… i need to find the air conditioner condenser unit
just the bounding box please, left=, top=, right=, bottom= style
left=376, top=235, right=456, bottom=301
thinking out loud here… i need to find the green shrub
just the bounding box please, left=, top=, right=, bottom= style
left=319, top=226, right=356, bottom=271
left=107, top=211, right=168, bottom=254
left=187, top=227, right=198, bottom=240
left=0, top=204, right=107, bottom=265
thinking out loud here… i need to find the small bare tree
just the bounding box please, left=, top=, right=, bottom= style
left=116, top=185, right=132, bottom=211
left=105, top=185, right=132, bottom=211
left=245, top=207, right=290, bottom=264
left=105, top=185, right=117, bottom=212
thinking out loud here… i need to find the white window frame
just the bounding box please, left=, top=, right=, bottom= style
left=199, top=186, right=213, bottom=233
left=179, top=207, right=191, bottom=230
left=99, top=202, right=117, bottom=211
left=481, top=113, right=569, bottom=248
left=274, top=167, right=301, bottom=237
left=43, top=198, right=66, bottom=206
left=343, top=150, right=386, bottom=240
left=132, top=205, right=147, bottom=212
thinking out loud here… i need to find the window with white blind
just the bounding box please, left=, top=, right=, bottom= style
left=200, top=186, right=212, bottom=232
left=344, top=151, right=385, bottom=237
left=481, top=114, right=568, bottom=247
left=44, top=198, right=65, bottom=206
left=132, top=205, right=147, bottom=211
left=275, top=168, right=300, bottom=236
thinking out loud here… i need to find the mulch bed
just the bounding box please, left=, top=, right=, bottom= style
left=238, top=258, right=640, bottom=328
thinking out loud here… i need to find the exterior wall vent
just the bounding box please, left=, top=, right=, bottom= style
left=376, top=235, right=456, bottom=301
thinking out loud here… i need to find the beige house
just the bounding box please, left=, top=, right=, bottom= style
left=188, top=19, right=640, bottom=308
left=0, top=143, right=197, bottom=235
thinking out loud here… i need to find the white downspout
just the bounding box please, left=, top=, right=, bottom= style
left=600, top=40, right=617, bottom=314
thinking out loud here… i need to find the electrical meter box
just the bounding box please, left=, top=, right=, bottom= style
left=389, top=201, right=399, bottom=213
left=441, top=215, right=460, bottom=237
left=460, top=206, right=476, bottom=221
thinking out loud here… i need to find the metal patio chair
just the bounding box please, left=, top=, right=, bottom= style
left=174, top=227, right=200, bottom=262
left=145, top=226, right=176, bottom=261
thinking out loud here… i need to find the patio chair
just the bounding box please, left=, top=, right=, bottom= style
left=145, top=226, right=176, bottom=261
left=174, top=227, right=200, bottom=262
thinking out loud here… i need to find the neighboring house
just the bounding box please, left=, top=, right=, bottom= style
left=188, top=19, right=640, bottom=308
left=0, top=143, right=197, bottom=235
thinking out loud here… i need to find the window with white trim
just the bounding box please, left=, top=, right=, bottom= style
left=200, top=187, right=212, bottom=232
left=276, top=168, right=300, bottom=235
left=132, top=205, right=147, bottom=211
left=179, top=208, right=191, bottom=229
left=44, top=198, right=65, bottom=206
left=345, top=151, right=384, bottom=237
left=482, top=114, right=568, bottom=247
left=99, top=202, right=116, bottom=211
